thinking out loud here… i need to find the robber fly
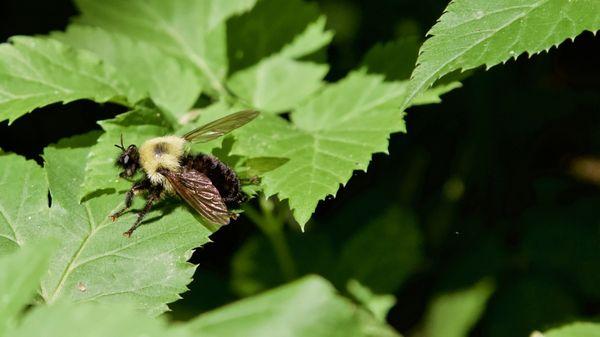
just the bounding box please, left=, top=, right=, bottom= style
left=111, top=110, right=259, bottom=237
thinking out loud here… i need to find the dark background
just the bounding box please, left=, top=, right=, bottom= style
left=1, top=1, right=599, bottom=336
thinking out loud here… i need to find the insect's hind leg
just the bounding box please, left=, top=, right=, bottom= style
left=110, top=179, right=150, bottom=221
left=123, top=187, right=162, bottom=238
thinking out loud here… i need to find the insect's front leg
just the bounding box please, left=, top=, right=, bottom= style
left=110, top=178, right=151, bottom=221
left=122, top=187, right=162, bottom=238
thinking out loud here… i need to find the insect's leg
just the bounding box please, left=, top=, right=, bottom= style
left=240, top=176, right=260, bottom=185
left=122, top=190, right=160, bottom=238
left=110, top=179, right=150, bottom=221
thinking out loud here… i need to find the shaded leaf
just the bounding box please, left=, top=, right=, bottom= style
left=188, top=275, right=397, bottom=337
left=346, top=280, right=396, bottom=323
left=543, top=322, right=600, bottom=337
left=423, top=280, right=495, bottom=337
left=227, top=0, right=332, bottom=72
left=361, top=36, right=421, bottom=81
left=335, top=207, right=422, bottom=293
left=0, top=36, right=130, bottom=124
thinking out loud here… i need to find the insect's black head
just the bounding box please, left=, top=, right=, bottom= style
left=115, top=135, right=140, bottom=178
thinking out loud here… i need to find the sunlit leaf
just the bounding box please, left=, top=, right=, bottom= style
left=403, top=0, right=600, bottom=109
left=0, top=37, right=131, bottom=124
left=53, top=25, right=201, bottom=124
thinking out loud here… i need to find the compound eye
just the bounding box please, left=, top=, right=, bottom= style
left=123, top=155, right=130, bottom=164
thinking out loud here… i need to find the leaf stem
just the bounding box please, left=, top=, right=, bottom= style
left=243, top=198, right=297, bottom=280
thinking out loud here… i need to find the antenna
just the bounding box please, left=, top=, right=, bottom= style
left=114, top=133, right=126, bottom=151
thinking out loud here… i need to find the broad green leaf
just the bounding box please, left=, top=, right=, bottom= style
left=228, top=57, right=328, bottom=113
left=232, top=72, right=407, bottom=227
left=423, top=280, right=495, bottom=337
left=81, top=108, right=172, bottom=200
left=543, top=322, right=600, bottom=337
left=404, top=0, right=600, bottom=109
left=187, top=275, right=397, bottom=337
left=0, top=242, right=54, bottom=335
left=75, top=0, right=257, bottom=96
left=0, top=134, right=211, bottom=315
left=346, top=280, right=396, bottom=323
left=53, top=25, right=201, bottom=124
left=0, top=36, right=130, bottom=124
left=227, top=0, right=332, bottom=72
left=8, top=302, right=189, bottom=337
left=0, top=154, right=48, bottom=256
left=335, top=207, right=422, bottom=293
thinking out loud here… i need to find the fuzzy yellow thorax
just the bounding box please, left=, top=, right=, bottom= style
left=139, top=136, right=186, bottom=189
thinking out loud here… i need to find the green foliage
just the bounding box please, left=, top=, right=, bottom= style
left=0, top=136, right=211, bottom=315
left=543, top=322, right=600, bottom=337
left=53, top=25, right=201, bottom=124
left=334, top=207, right=421, bottom=292
left=81, top=107, right=171, bottom=200
left=1, top=0, right=599, bottom=335
left=75, top=0, right=257, bottom=96
left=422, top=280, right=495, bottom=337
left=227, top=0, right=333, bottom=71
left=403, top=0, right=600, bottom=109
left=2, top=267, right=397, bottom=337
left=227, top=56, right=328, bottom=113
left=0, top=243, right=53, bottom=335
left=346, top=280, right=396, bottom=323
left=0, top=37, right=131, bottom=124
left=188, top=276, right=398, bottom=337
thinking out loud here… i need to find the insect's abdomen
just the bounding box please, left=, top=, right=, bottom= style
left=181, top=154, right=246, bottom=207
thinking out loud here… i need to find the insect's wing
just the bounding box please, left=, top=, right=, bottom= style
left=162, top=169, right=230, bottom=226
left=183, top=110, right=259, bottom=143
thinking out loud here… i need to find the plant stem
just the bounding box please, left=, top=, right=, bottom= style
left=243, top=199, right=297, bottom=280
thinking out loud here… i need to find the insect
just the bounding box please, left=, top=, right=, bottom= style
left=111, top=110, right=259, bottom=237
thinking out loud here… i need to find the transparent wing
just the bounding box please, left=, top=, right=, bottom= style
left=161, top=169, right=230, bottom=225
left=183, top=110, right=259, bottom=143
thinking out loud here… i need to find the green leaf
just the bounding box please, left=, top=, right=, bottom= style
left=0, top=135, right=211, bottom=315
left=187, top=275, right=396, bottom=337
left=335, top=207, right=422, bottom=293
left=8, top=302, right=188, bottom=337
left=75, top=0, right=258, bottom=96
left=231, top=232, right=335, bottom=296
left=0, top=36, right=130, bottom=124
left=543, top=322, right=600, bottom=337
left=0, top=242, right=54, bottom=335
left=361, top=36, right=420, bottom=81
left=233, top=72, right=407, bottom=227
left=0, top=154, right=48, bottom=256
left=423, top=280, right=495, bottom=337
left=346, top=280, right=396, bottom=323
left=81, top=108, right=171, bottom=200
left=403, top=0, right=600, bottom=109
left=227, top=0, right=333, bottom=72
left=52, top=25, right=201, bottom=124
left=228, top=56, right=328, bottom=113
